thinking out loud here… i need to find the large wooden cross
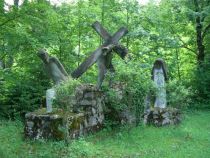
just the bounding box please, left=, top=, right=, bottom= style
left=71, top=21, right=128, bottom=79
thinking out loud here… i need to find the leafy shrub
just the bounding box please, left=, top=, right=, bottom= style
left=0, top=68, right=49, bottom=119
left=167, top=79, right=193, bottom=109
left=103, top=61, right=153, bottom=125
left=54, top=78, right=81, bottom=109
left=193, top=58, right=210, bottom=104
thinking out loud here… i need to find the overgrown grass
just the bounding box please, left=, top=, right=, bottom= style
left=0, top=110, right=210, bottom=158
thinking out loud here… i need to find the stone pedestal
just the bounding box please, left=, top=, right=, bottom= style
left=143, top=107, right=181, bottom=127
left=24, top=84, right=105, bottom=140
left=24, top=109, right=65, bottom=140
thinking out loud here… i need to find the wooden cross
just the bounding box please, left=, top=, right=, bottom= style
left=92, top=21, right=128, bottom=57
left=71, top=21, right=128, bottom=79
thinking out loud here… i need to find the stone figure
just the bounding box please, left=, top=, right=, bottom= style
left=46, top=88, right=56, bottom=113
left=152, top=58, right=167, bottom=108
left=37, top=49, right=68, bottom=85
left=143, top=59, right=181, bottom=126
left=37, top=49, right=69, bottom=113
left=71, top=21, right=128, bottom=88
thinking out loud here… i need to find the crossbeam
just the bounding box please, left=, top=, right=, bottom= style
left=92, top=21, right=128, bottom=58
left=71, top=22, right=128, bottom=79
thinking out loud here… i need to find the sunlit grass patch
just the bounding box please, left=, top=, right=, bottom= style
left=0, top=110, right=210, bottom=158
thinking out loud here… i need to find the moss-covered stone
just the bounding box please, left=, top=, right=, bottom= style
left=143, top=107, right=181, bottom=126
left=24, top=108, right=65, bottom=140
left=24, top=84, right=105, bottom=141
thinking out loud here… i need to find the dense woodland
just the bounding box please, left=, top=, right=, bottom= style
left=0, top=0, right=210, bottom=157
left=1, top=0, right=210, bottom=119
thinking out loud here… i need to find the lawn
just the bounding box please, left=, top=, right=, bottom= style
left=0, top=110, right=210, bottom=158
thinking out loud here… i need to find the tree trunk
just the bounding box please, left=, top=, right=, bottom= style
left=14, top=0, right=19, bottom=8
left=78, top=0, right=81, bottom=67
left=194, top=0, right=205, bottom=66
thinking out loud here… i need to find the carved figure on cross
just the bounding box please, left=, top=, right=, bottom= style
left=71, top=21, right=129, bottom=88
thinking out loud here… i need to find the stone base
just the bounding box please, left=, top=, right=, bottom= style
left=24, top=108, right=65, bottom=140
left=25, top=84, right=105, bottom=140
left=24, top=108, right=104, bottom=140
left=143, top=107, right=181, bottom=126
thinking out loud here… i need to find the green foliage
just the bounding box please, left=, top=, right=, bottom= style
left=0, top=67, right=49, bottom=119
left=0, top=0, right=210, bottom=119
left=193, top=57, right=210, bottom=103
left=54, top=78, right=81, bottom=109
left=103, top=61, right=153, bottom=125
left=55, top=78, right=81, bottom=97
left=167, top=79, right=193, bottom=109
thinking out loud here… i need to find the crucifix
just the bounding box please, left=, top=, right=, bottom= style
left=71, top=21, right=129, bottom=88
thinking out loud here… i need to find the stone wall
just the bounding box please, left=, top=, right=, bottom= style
left=24, top=84, right=105, bottom=140
left=66, top=84, right=104, bottom=139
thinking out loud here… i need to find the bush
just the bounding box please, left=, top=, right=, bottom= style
left=103, top=61, right=153, bottom=125
left=0, top=66, right=50, bottom=119
left=167, top=79, right=193, bottom=109
left=54, top=78, right=81, bottom=109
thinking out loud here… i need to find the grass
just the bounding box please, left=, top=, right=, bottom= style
left=0, top=110, right=210, bottom=158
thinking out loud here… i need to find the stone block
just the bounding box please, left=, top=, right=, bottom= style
left=24, top=108, right=65, bottom=140
left=24, top=84, right=105, bottom=141
left=143, top=107, right=181, bottom=127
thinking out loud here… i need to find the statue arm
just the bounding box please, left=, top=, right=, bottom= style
left=50, top=57, right=68, bottom=76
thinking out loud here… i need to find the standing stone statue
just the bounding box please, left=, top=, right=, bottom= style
left=37, top=49, right=69, bottom=113
left=37, top=49, right=68, bottom=85
left=152, top=58, right=168, bottom=108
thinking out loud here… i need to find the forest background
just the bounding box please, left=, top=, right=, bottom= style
left=0, top=0, right=210, bottom=119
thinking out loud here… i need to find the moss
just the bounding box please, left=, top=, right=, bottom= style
left=50, top=119, right=65, bottom=140
left=33, top=108, right=64, bottom=116
left=65, top=113, right=85, bottom=130
left=70, top=115, right=85, bottom=130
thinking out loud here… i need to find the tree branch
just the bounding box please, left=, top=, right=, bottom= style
left=0, top=14, right=21, bottom=27
left=170, top=26, right=196, bottom=54
left=180, top=44, right=196, bottom=54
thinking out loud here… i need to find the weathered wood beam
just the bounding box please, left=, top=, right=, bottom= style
left=72, top=22, right=128, bottom=79
left=110, top=27, right=128, bottom=44
left=71, top=44, right=114, bottom=78
left=92, top=21, right=111, bottom=41
left=92, top=21, right=128, bottom=58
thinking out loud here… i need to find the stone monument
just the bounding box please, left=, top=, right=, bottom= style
left=24, top=21, right=130, bottom=140
left=152, top=58, right=167, bottom=108
left=143, top=59, right=181, bottom=126
left=24, top=84, right=105, bottom=140
left=37, top=49, right=69, bottom=113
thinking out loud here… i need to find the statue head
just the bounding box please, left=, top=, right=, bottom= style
left=152, top=58, right=168, bottom=81
left=37, top=49, right=49, bottom=64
